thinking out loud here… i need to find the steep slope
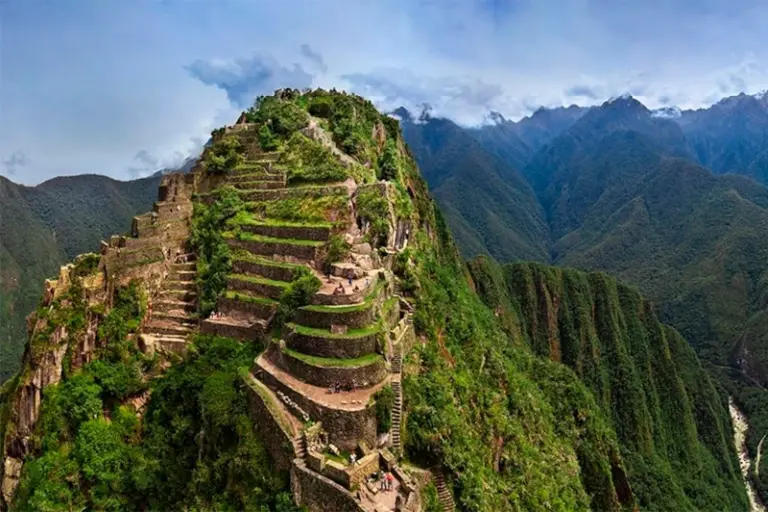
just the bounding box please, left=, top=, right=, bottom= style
left=511, top=104, right=588, bottom=151
left=397, top=109, right=550, bottom=262
left=0, top=88, right=691, bottom=512
left=677, top=92, right=768, bottom=183
left=468, top=258, right=748, bottom=512
left=0, top=174, right=161, bottom=382
left=466, top=111, right=534, bottom=171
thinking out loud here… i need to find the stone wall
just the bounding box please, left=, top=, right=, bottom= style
left=217, top=295, right=276, bottom=321
left=232, top=259, right=298, bottom=282
left=226, top=238, right=320, bottom=262
left=227, top=276, right=285, bottom=300
left=295, top=304, right=376, bottom=330
left=255, top=362, right=377, bottom=451
left=241, top=223, right=331, bottom=242
left=200, top=319, right=265, bottom=343
left=285, top=326, right=379, bottom=359
left=273, top=349, right=387, bottom=389
left=291, top=462, right=367, bottom=512
left=240, top=185, right=349, bottom=202
left=347, top=452, right=380, bottom=489
left=242, top=374, right=297, bottom=471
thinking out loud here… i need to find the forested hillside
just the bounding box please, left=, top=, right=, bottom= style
left=0, top=174, right=161, bottom=382
left=3, top=89, right=751, bottom=511
left=469, top=258, right=748, bottom=511
left=396, top=110, right=550, bottom=263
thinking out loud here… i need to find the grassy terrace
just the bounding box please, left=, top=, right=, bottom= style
left=284, top=348, right=382, bottom=368
left=288, top=323, right=381, bottom=339
left=228, top=212, right=332, bottom=230
left=224, top=290, right=278, bottom=306
left=230, top=250, right=308, bottom=271
left=242, top=195, right=349, bottom=225
left=223, top=231, right=325, bottom=247
left=229, top=273, right=290, bottom=288
left=299, top=280, right=385, bottom=313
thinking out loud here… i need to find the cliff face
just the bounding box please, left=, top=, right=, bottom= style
left=468, top=257, right=748, bottom=511
left=0, top=173, right=193, bottom=510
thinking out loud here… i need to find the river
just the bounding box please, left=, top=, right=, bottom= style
left=729, top=397, right=767, bottom=512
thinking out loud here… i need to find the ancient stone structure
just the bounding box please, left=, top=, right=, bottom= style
left=1, top=172, right=198, bottom=508
left=198, top=121, right=420, bottom=511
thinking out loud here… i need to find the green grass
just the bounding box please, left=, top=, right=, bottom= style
left=224, top=290, right=278, bottom=306
left=223, top=231, right=325, bottom=247
left=243, top=194, right=348, bottom=224
left=288, top=323, right=380, bottom=339
left=230, top=250, right=307, bottom=271
left=284, top=348, right=381, bottom=368
left=228, top=211, right=332, bottom=229
left=229, top=273, right=290, bottom=289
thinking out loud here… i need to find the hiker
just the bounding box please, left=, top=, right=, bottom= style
left=350, top=453, right=357, bottom=465
left=380, top=472, right=387, bottom=490
left=365, top=277, right=370, bottom=288
left=387, top=472, right=394, bottom=490
left=348, top=275, right=353, bottom=287
left=353, top=285, right=360, bottom=292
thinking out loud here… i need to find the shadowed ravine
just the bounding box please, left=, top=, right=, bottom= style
left=730, top=398, right=768, bottom=512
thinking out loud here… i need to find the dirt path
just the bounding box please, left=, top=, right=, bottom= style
left=729, top=397, right=767, bottom=512
left=757, top=432, right=767, bottom=479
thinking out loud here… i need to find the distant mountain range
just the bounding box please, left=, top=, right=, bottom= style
left=397, top=92, right=768, bottom=501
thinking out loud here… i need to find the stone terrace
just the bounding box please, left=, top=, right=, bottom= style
left=197, top=121, right=419, bottom=511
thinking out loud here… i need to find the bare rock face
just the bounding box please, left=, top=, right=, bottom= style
left=1, top=458, right=22, bottom=507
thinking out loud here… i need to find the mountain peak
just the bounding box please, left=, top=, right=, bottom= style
left=486, top=110, right=507, bottom=125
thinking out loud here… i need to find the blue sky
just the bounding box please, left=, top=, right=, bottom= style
left=2, top=0, right=767, bottom=185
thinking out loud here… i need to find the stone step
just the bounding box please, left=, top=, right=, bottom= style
left=151, top=310, right=196, bottom=324
left=152, top=299, right=196, bottom=314
left=163, top=280, right=196, bottom=292
left=144, top=319, right=195, bottom=337
left=159, top=289, right=198, bottom=302
left=170, top=269, right=196, bottom=281
left=172, top=261, right=196, bottom=271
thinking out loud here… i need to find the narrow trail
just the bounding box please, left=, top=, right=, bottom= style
left=757, top=432, right=767, bottom=479
left=729, top=397, right=767, bottom=512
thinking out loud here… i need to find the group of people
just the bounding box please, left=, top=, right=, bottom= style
left=379, top=471, right=395, bottom=491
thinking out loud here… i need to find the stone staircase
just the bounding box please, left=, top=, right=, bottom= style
left=143, top=253, right=198, bottom=353
left=391, top=378, right=402, bottom=454
left=293, top=434, right=307, bottom=460
left=433, top=469, right=456, bottom=512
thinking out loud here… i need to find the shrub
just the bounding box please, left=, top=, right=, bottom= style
left=190, top=186, right=245, bottom=317
left=357, top=189, right=391, bottom=247
left=203, top=136, right=245, bottom=174
left=308, top=96, right=332, bottom=118
left=323, top=234, right=350, bottom=273
left=247, top=96, right=308, bottom=137
left=377, top=139, right=400, bottom=181
left=276, top=269, right=321, bottom=325
left=373, top=385, right=395, bottom=433
left=71, top=253, right=100, bottom=278
left=280, top=132, right=348, bottom=184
